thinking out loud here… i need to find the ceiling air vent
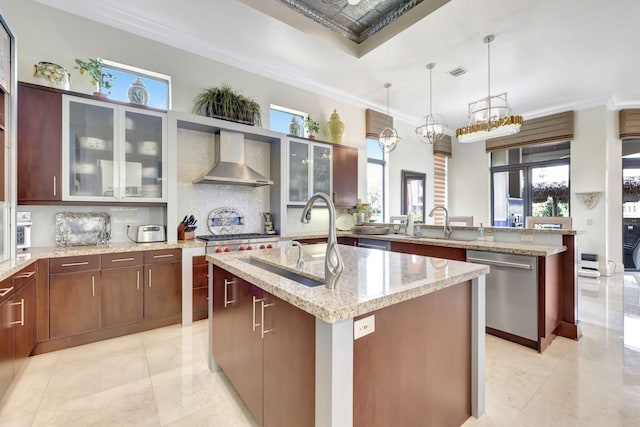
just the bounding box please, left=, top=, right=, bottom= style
left=448, top=66, right=467, bottom=77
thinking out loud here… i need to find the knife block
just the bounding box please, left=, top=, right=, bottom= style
left=177, top=223, right=195, bottom=241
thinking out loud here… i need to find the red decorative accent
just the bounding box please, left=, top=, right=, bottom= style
left=224, top=247, right=231, bottom=253
left=247, top=246, right=253, bottom=250
left=239, top=246, right=245, bottom=251
left=259, top=245, right=266, bottom=250
left=215, top=248, right=223, bottom=253
left=267, top=244, right=273, bottom=249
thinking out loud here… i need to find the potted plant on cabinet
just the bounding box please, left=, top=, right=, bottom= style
left=304, top=116, right=320, bottom=139
left=193, top=84, right=262, bottom=126
left=74, top=58, right=115, bottom=97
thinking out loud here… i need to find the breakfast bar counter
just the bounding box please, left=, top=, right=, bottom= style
left=207, top=244, right=489, bottom=427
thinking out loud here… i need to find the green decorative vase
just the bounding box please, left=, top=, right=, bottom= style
left=288, top=117, right=301, bottom=136
left=327, top=108, right=345, bottom=144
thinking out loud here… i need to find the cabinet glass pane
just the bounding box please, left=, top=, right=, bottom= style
left=124, top=111, right=163, bottom=199
left=68, top=101, right=115, bottom=198
left=289, top=141, right=309, bottom=202
left=313, top=145, right=331, bottom=196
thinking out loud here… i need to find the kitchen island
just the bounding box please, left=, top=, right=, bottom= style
left=207, top=244, right=489, bottom=427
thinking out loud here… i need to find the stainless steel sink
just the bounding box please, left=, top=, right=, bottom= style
left=240, top=257, right=325, bottom=287
left=410, top=236, right=478, bottom=242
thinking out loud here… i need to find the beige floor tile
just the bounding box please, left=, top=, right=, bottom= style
left=144, top=333, right=208, bottom=376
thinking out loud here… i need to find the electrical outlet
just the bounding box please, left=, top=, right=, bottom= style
left=354, top=315, right=375, bottom=340
left=520, top=234, right=534, bottom=242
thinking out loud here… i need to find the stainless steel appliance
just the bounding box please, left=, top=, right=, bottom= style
left=467, top=250, right=538, bottom=343
left=197, top=233, right=279, bottom=254
left=16, top=211, right=32, bottom=251
left=357, top=238, right=390, bottom=251
left=136, top=225, right=166, bottom=243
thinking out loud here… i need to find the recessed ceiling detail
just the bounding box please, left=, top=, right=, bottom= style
left=277, top=0, right=424, bottom=43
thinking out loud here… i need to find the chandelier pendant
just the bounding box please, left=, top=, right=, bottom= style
left=416, top=63, right=447, bottom=144
left=379, top=83, right=401, bottom=153
left=456, top=34, right=523, bottom=143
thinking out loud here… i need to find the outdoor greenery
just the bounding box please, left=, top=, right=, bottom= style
left=193, top=84, right=262, bottom=126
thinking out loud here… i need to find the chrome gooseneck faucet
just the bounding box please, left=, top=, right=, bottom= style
left=285, top=241, right=305, bottom=269
left=301, top=192, right=344, bottom=289
left=429, top=205, right=452, bottom=239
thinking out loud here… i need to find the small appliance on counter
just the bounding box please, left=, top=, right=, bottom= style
left=16, top=211, right=32, bottom=251
left=136, top=225, right=166, bottom=243
left=262, top=212, right=276, bottom=235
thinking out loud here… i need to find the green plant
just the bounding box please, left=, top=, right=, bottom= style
left=304, top=116, right=320, bottom=135
left=193, top=84, right=262, bottom=126
left=74, top=58, right=115, bottom=94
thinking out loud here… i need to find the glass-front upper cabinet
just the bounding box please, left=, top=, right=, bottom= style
left=62, top=96, right=167, bottom=202
left=287, top=137, right=332, bottom=205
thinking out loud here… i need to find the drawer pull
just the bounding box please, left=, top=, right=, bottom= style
left=224, top=278, right=235, bottom=307
left=252, top=296, right=263, bottom=331
left=14, top=271, right=36, bottom=279
left=0, top=287, right=14, bottom=297
left=153, top=254, right=174, bottom=259
left=8, top=299, right=24, bottom=326
left=261, top=300, right=275, bottom=339
left=110, top=257, right=136, bottom=263
left=61, top=261, right=90, bottom=267
left=148, top=269, right=152, bottom=287
left=137, top=270, right=140, bottom=290
left=92, top=275, right=95, bottom=297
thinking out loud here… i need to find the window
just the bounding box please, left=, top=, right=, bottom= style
left=491, top=141, right=570, bottom=227
left=433, top=153, right=447, bottom=225
left=101, top=60, right=171, bottom=110
left=367, top=139, right=385, bottom=222
left=270, top=105, right=306, bottom=137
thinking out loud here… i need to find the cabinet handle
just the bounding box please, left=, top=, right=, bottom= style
left=91, top=275, right=95, bottom=297
left=53, top=176, right=57, bottom=197
left=8, top=299, right=24, bottom=326
left=252, top=296, right=263, bottom=331
left=111, top=257, right=136, bottom=263
left=153, top=254, right=174, bottom=259
left=61, top=261, right=89, bottom=267
left=148, top=269, right=152, bottom=287
left=14, top=271, right=36, bottom=279
left=223, top=278, right=235, bottom=307
left=260, top=300, right=275, bottom=339
left=0, top=287, right=14, bottom=297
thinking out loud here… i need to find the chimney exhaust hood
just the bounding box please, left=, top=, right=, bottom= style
left=193, top=130, right=273, bottom=187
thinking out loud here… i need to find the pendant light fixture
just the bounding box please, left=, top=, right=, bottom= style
left=379, top=83, right=401, bottom=153
left=415, top=63, right=447, bottom=144
left=455, top=35, right=523, bottom=143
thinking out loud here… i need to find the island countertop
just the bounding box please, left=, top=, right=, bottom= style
left=207, top=243, right=489, bottom=324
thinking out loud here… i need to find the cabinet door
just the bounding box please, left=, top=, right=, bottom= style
left=263, top=292, right=315, bottom=427
left=332, top=144, right=358, bottom=208
left=288, top=139, right=310, bottom=203
left=122, top=109, right=166, bottom=201
left=229, top=281, right=264, bottom=425
left=211, top=266, right=235, bottom=373
left=0, top=298, right=13, bottom=398
left=50, top=271, right=101, bottom=338
left=312, top=143, right=332, bottom=196
left=12, top=278, right=36, bottom=373
left=143, top=261, right=181, bottom=319
left=192, top=256, right=208, bottom=321
left=17, top=83, right=62, bottom=202
left=63, top=97, right=117, bottom=201
left=101, top=266, right=144, bottom=327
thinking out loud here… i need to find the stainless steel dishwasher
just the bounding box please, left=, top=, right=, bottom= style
left=467, top=250, right=538, bottom=342
left=357, top=238, right=390, bottom=251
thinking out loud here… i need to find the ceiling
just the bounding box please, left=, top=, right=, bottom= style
left=34, top=0, right=640, bottom=133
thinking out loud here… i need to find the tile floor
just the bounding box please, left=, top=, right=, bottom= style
left=0, top=272, right=639, bottom=426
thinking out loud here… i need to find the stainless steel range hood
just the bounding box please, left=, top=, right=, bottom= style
left=193, top=130, right=273, bottom=186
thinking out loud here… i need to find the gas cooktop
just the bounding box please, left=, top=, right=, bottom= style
left=197, top=233, right=277, bottom=242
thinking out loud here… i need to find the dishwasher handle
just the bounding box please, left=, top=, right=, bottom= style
left=467, top=256, right=532, bottom=270
left=358, top=243, right=389, bottom=251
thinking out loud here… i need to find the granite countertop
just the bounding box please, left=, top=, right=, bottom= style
left=207, top=244, right=489, bottom=324
left=289, top=232, right=566, bottom=257
left=0, top=240, right=206, bottom=283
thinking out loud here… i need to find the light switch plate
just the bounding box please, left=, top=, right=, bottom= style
left=520, top=234, right=534, bottom=242
left=354, top=315, right=375, bottom=340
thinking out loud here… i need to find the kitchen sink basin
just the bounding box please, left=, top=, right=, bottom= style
left=408, top=235, right=478, bottom=242
left=240, top=257, right=325, bottom=287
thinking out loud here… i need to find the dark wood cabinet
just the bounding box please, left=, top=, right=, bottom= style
left=143, top=249, right=181, bottom=320
left=212, top=266, right=315, bottom=426
left=50, top=270, right=101, bottom=338
left=17, top=82, right=62, bottom=203
left=101, top=252, right=144, bottom=328
left=332, top=144, right=358, bottom=208
left=0, top=280, right=14, bottom=398
left=192, top=255, right=208, bottom=321
left=12, top=276, right=37, bottom=374
left=390, top=241, right=467, bottom=261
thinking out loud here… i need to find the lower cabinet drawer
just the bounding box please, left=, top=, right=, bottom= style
left=101, top=252, right=144, bottom=269
left=144, top=249, right=181, bottom=265
left=50, top=255, right=100, bottom=274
